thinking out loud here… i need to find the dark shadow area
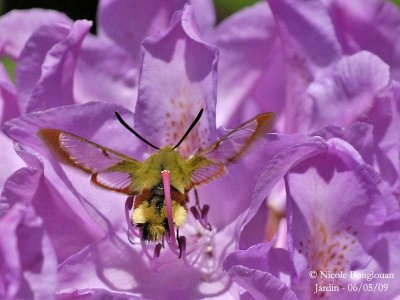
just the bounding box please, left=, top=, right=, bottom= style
left=3, top=0, right=99, bottom=33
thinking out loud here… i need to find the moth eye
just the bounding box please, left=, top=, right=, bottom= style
left=155, top=200, right=163, bottom=212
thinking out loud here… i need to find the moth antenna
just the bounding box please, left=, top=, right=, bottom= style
left=115, top=112, right=160, bottom=150
left=173, top=108, right=204, bottom=150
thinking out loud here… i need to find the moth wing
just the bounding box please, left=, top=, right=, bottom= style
left=38, top=129, right=140, bottom=194
left=188, top=112, right=275, bottom=189
left=188, top=163, right=227, bottom=190
left=197, top=112, right=275, bottom=163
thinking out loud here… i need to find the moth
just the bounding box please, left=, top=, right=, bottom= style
left=38, top=109, right=275, bottom=241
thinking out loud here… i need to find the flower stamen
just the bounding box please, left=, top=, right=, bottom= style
left=190, top=206, right=200, bottom=220
left=154, top=243, right=162, bottom=258
left=192, top=190, right=212, bottom=231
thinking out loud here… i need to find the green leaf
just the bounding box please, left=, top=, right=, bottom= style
left=2, top=56, right=16, bottom=83
left=394, top=0, right=400, bottom=7
left=214, top=0, right=260, bottom=23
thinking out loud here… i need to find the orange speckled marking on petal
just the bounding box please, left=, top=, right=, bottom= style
left=296, top=218, right=362, bottom=298
left=163, top=92, right=210, bottom=156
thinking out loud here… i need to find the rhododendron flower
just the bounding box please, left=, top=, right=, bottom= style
left=213, top=0, right=399, bottom=251
left=0, top=0, right=214, bottom=115
left=220, top=3, right=400, bottom=297
left=200, top=0, right=400, bottom=135
left=0, top=60, right=24, bottom=190
left=324, top=0, right=400, bottom=80
left=264, top=0, right=400, bottom=204
left=1, top=3, right=313, bottom=298
left=1, top=0, right=400, bottom=299
left=225, top=138, right=400, bottom=299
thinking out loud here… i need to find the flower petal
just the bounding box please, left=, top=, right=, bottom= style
left=357, top=82, right=400, bottom=190
left=15, top=20, right=91, bottom=113
left=0, top=75, right=19, bottom=126
left=74, top=35, right=138, bottom=110
left=370, top=215, right=400, bottom=298
left=210, top=2, right=285, bottom=127
left=285, top=138, right=386, bottom=297
left=0, top=135, right=24, bottom=192
left=4, top=101, right=142, bottom=159
left=202, top=134, right=327, bottom=230
left=268, top=0, right=342, bottom=67
left=327, top=0, right=400, bottom=79
left=224, top=243, right=297, bottom=300
left=0, top=9, right=71, bottom=59
left=267, top=0, right=342, bottom=133
left=0, top=67, right=24, bottom=191
left=312, top=80, right=400, bottom=197
left=58, top=232, right=232, bottom=299
left=189, top=0, right=215, bottom=37
left=0, top=203, right=57, bottom=299
left=239, top=200, right=268, bottom=250
left=1, top=152, right=104, bottom=262
left=303, top=51, right=390, bottom=132
left=240, top=135, right=328, bottom=245
left=135, top=4, right=218, bottom=156
left=57, top=288, right=143, bottom=299
left=4, top=102, right=144, bottom=232
left=98, top=0, right=186, bottom=62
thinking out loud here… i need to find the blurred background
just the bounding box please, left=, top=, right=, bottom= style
left=1, top=0, right=400, bottom=30
left=0, top=0, right=261, bottom=30
left=1, top=0, right=400, bottom=80
left=0, top=0, right=260, bottom=79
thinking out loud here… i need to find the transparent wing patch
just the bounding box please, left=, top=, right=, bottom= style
left=39, top=129, right=139, bottom=194
left=188, top=112, right=275, bottom=189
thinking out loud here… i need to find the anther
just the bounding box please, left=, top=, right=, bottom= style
left=178, top=236, right=186, bottom=259
left=192, top=190, right=212, bottom=231
left=201, top=204, right=209, bottom=219
left=154, top=243, right=162, bottom=258
left=190, top=206, right=200, bottom=220
left=126, top=196, right=134, bottom=210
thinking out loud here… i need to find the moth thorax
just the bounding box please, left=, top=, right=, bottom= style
left=132, top=199, right=187, bottom=241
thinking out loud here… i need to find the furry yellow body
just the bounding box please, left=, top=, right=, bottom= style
left=132, top=200, right=188, bottom=241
